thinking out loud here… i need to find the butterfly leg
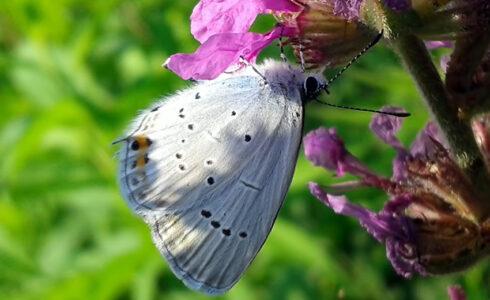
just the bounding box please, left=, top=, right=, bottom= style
left=277, top=24, right=289, bottom=64
left=239, top=56, right=268, bottom=84
left=298, top=40, right=306, bottom=73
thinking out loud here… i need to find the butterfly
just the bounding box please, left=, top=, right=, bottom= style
left=114, top=59, right=327, bottom=295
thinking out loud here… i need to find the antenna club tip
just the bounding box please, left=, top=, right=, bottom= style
left=373, top=31, right=383, bottom=43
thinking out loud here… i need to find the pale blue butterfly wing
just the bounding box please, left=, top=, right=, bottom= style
left=116, top=60, right=315, bottom=295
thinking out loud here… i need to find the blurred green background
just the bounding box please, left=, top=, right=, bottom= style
left=0, top=1, right=488, bottom=299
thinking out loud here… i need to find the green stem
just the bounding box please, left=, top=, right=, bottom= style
left=392, top=34, right=490, bottom=221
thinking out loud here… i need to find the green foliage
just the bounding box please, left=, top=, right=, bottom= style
left=0, top=1, right=488, bottom=299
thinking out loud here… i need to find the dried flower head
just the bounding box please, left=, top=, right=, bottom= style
left=280, top=0, right=378, bottom=69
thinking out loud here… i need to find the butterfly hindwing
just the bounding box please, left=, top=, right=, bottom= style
left=117, top=73, right=304, bottom=294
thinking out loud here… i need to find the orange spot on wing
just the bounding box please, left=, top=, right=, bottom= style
left=134, top=135, right=150, bottom=151
left=136, top=155, right=146, bottom=168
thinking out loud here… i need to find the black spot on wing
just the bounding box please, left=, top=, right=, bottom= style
left=201, top=210, right=212, bottom=218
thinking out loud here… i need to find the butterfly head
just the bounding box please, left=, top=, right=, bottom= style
left=302, top=74, right=327, bottom=102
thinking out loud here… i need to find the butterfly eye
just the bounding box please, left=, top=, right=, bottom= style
left=304, top=76, right=320, bottom=99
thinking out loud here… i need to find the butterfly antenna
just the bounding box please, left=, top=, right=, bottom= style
left=314, top=98, right=410, bottom=117
left=316, top=30, right=409, bottom=118
left=327, top=30, right=383, bottom=86
left=111, top=137, right=128, bottom=145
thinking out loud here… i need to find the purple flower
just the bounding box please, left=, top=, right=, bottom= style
left=166, top=0, right=300, bottom=80
left=472, top=114, right=490, bottom=173
left=369, top=106, right=407, bottom=152
left=423, top=41, right=454, bottom=74
left=440, top=55, right=451, bottom=73
left=167, top=0, right=391, bottom=79
left=408, top=121, right=445, bottom=157
left=447, top=285, right=467, bottom=300
left=304, top=127, right=376, bottom=178
left=378, top=0, right=490, bottom=51
left=333, top=0, right=363, bottom=20
left=164, top=0, right=488, bottom=83
left=309, top=183, right=426, bottom=277
left=305, top=106, right=490, bottom=277
left=382, top=0, right=411, bottom=13
left=425, top=41, right=453, bottom=50
left=369, top=107, right=410, bottom=181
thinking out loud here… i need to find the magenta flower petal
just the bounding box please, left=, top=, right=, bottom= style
left=304, top=127, right=375, bottom=178
left=448, top=286, right=467, bottom=300
left=369, top=106, right=407, bottom=152
left=191, top=0, right=301, bottom=43
left=333, top=0, right=363, bottom=20
left=166, top=28, right=285, bottom=80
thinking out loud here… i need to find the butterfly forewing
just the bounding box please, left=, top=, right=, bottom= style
left=117, top=68, right=304, bottom=294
